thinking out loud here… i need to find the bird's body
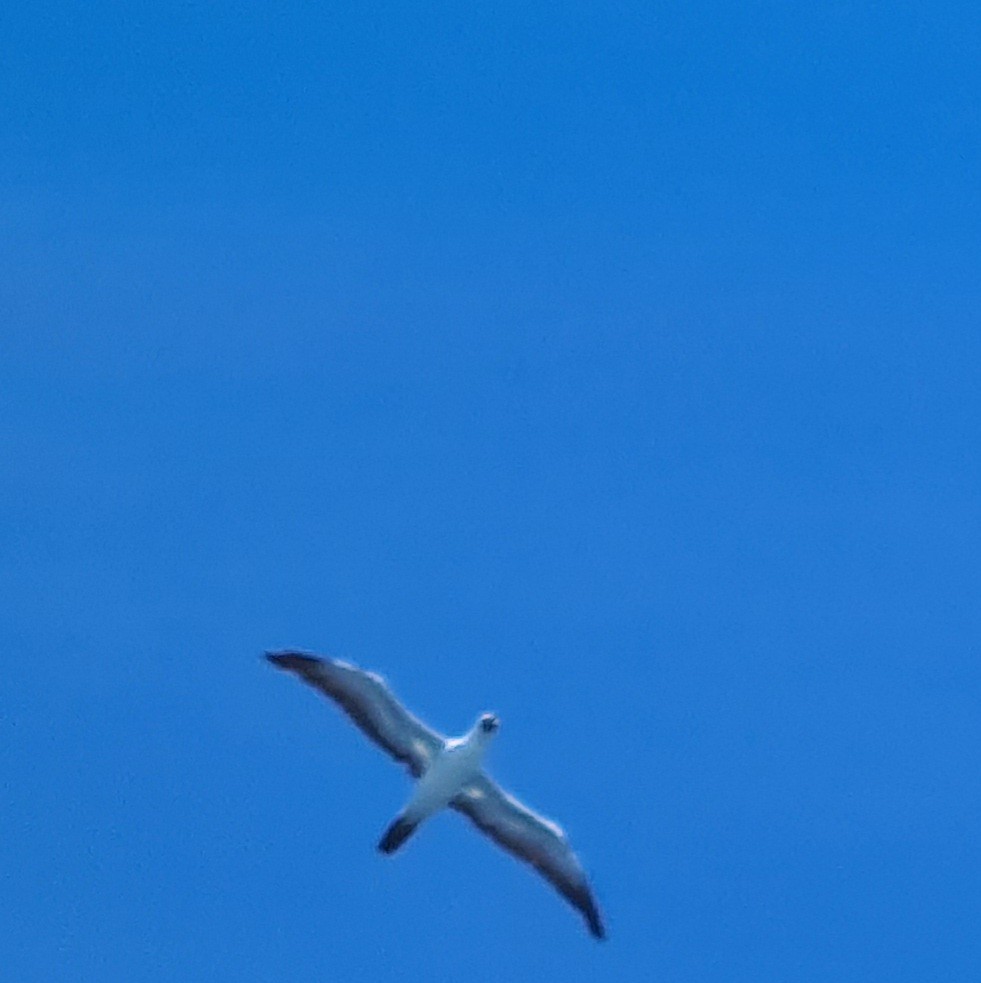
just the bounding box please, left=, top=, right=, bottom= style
left=266, top=650, right=605, bottom=939
left=378, top=717, right=496, bottom=854
left=404, top=722, right=492, bottom=820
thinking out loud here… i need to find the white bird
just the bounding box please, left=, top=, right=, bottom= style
left=266, top=650, right=606, bottom=939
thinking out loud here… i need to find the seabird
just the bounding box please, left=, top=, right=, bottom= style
left=266, top=650, right=606, bottom=939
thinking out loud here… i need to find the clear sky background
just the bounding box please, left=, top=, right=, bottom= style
left=2, top=2, right=980, bottom=981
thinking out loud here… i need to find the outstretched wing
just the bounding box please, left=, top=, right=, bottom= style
left=452, top=773, right=605, bottom=939
left=266, top=651, right=445, bottom=777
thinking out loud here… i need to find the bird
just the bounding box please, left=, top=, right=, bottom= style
left=266, top=650, right=606, bottom=939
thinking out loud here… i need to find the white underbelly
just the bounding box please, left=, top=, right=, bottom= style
left=407, top=746, right=482, bottom=817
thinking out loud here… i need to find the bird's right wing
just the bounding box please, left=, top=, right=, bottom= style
left=266, top=651, right=445, bottom=778
left=452, top=773, right=605, bottom=939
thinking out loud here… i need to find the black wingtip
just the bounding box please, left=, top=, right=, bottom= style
left=265, top=651, right=321, bottom=669
left=265, top=652, right=295, bottom=671
left=577, top=891, right=606, bottom=940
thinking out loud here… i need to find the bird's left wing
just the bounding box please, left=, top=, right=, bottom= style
left=451, top=773, right=605, bottom=939
left=266, top=651, right=445, bottom=777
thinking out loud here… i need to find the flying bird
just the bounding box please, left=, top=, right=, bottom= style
left=266, top=650, right=605, bottom=939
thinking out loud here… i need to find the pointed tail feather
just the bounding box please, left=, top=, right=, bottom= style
left=378, top=815, right=419, bottom=854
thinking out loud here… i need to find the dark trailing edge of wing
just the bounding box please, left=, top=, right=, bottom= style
left=265, top=651, right=443, bottom=778
left=452, top=779, right=606, bottom=940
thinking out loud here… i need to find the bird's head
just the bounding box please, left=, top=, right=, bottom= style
left=477, top=712, right=500, bottom=737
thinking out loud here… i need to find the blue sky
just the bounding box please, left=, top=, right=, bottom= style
left=2, top=2, right=980, bottom=980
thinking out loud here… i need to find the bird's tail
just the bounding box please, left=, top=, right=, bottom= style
left=378, top=814, right=419, bottom=855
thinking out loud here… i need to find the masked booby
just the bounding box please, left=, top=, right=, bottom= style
left=266, top=650, right=605, bottom=939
